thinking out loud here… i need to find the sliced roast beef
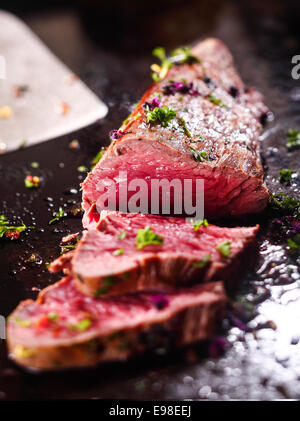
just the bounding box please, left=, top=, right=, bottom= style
left=82, top=38, right=269, bottom=223
left=7, top=277, right=226, bottom=371
left=50, top=211, right=259, bottom=297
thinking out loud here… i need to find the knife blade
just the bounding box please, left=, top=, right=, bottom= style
left=0, top=10, right=108, bottom=153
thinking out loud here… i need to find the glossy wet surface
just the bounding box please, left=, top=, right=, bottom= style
left=0, top=0, right=299, bottom=400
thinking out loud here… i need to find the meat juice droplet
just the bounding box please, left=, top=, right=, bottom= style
left=64, top=188, right=78, bottom=195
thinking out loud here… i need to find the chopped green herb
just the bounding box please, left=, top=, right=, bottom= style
left=113, top=248, right=124, bottom=256
left=70, top=318, right=91, bottom=331
left=103, top=276, right=116, bottom=287
left=77, top=165, right=88, bottom=173
left=177, top=116, right=191, bottom=138
left=49, top=207, right=65, bottom=225
left=189, top=146, right=208, bottom=162
left=118, top=231, right=127, bottom=240
left=94, top=276, right=117, bottom=297
left=15, top=317, right=31, bottom=327
left=94, top=276, right=120, bottom=297
left=146, top=106, right=177, bottom=128
left=134, top=113, right=141, bottom=120
left=92, top=147, right=107, bottom=166
left=95, top=287, right=109, bottom=297
left=0, top=214, right=29, bottom=239
left=216, top=241, right=231, bottom=257
left=136, top=226, right=163, bottom=250
left=0, top=214, right=7, bottom=225
left=269, top=193, right=300, bottom=216
left=151, top=46, right=200, bottom=82
left=170, top=46, right=201, bottom=65
left=91, top=150, right=104, bottom=168
left=287, top=234, right=300, bottom=253
left=48, top=312, right=59, bottom=321
left=153, top=46, right=168, bottom=62
left=14, top=345, right=35, bottom=359
left=151, top=73, right=160, bottom=82
left=193, top=254, right=211, bottom=268
left=191, top=135, right=206, bottom=143
left=122, top=114, right=131, bottom=126
left=60, top=243, right=77, bottom=254
left=280, top=168, right=293, bottom=183
left=207, top=94, right=226, bottom=108
left=24, top=253, right=41, bottom=264
left=286, top=129, right=300, bottom=150
left=191, top=219, right=209, bottom=231
left=151, top=92, right=161, bottom=100
left=151, top=47, right=173, bottom=81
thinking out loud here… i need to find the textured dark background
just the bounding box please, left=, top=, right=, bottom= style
left=0, top=0, right=300, bottom=400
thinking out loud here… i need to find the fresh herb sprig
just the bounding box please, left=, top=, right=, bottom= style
left=70, top=318, right=91, bottom=331
left=193, top=254, right=211, bottom=268
left=49, top=207, right=66, bottom=225
left=136, top=226, right=163, bottom=250
left=0, top=214, right=30, bottom=239
left=207, top=93, right=226, bottom=108
left=117, top=231, right=127, bottom=240
left=14, top=317, right=31, bottom=327
left=216, top=241, right=231, bottom=257
left=60, top=240, right=79, bottom=255
left=146, top=106, right=177, bottom=128
left=91, top=148, right=106, bottom=169
left=287, top=234, right=300, bottom=254
left=269, top=193, right=300, bottom=217
left=151, top=46, right=200, bottom=82
left=191, top=219, right=209, bottom=231
left=113, top=248, right=124, bottom=256
left=189, top=146, right=208, bottom=162
left=151, top=47, right=173, bottom=82
left=286, top=129, right=300, bottom=150
left=177, top=116, right=192, bottom=138
left=94, top=276, right=118, bottom=297
left=280, top=169, right=293, bottom=183
left=170, top=46, right=201, bottom=65
left=77, top=165, right=88, bottom=173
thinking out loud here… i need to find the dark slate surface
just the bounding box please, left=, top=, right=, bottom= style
left=0, top=0, right=299, bottom=400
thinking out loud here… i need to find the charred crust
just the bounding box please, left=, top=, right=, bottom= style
left=116, top=147, right=125, bottom=155
left=203, top=76, right=214, bottom=88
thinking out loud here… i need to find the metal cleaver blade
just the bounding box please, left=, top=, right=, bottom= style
left=0, top=10, right=108, bottom=153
